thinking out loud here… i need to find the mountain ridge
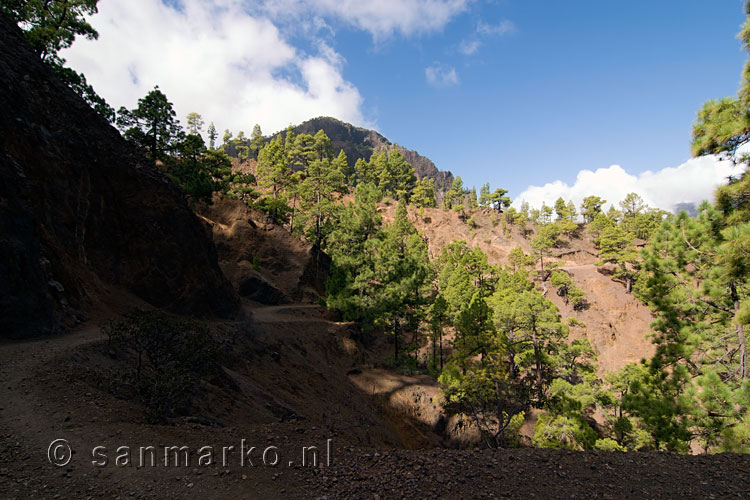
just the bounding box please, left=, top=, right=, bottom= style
left=282, top=116, right=456, bottom=193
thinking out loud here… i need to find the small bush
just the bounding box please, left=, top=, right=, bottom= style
left=594, top=438, right=627, bottom=452
left=103, top=310, right=219, bottom=422
left=567, top=317, right=586, bottom=328
left=533, top=414, right=596, bottom=450
left=550, top=269, right=587, bottom=310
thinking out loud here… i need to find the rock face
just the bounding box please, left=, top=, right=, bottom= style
left=199, top=198, right=330, bottom=304
left=288, top=116, right=455, bottom=193
left=0, top=16, right=239, bottom=338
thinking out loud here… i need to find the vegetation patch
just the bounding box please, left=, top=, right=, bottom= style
left=103, top=310, right=220, bottom=423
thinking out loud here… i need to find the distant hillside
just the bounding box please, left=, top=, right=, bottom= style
left=376, top=203, right=655, bottom=374
left=284, top=117, right=455, bottom=193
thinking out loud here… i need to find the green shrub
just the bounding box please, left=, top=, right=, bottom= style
left=594, top=438, right=627, bottom=452
left=550, top=269, right=587, bottom=310
left=533, top=413, right=596, bottom=450
left=103, top=310, right=219, bottom=422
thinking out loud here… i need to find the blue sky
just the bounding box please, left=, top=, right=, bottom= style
left=63, top=0, right=747, bottom=210
left=337, top=1, right=747, bottom=195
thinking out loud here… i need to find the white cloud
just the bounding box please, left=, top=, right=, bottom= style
left=458, top=18, right=514, bottom=57
left=476, top=19, right=515, bottom=37
left=513, top=156, right=738, bottom=214
left=425, top=64, right=459, bottom=87
left=459, top=39, right=481, bottom=55
left=61, top=0, right=370, bottom=136
left=262, top=0, right=471, bottom=39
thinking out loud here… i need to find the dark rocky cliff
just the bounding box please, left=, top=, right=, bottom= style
left=0, top=16, right=240, bottom=338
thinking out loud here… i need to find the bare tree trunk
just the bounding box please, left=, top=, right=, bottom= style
left=289, top=193, right=297, bottom=232
left=394, top=319, right=400, bottom=364
left=432, top=333, right=437, bottom=369
left=532, top=324, right=543, bottom=401
left=439, top=332, right=444, bottom=371
left=731, top=282, right=748, bottom=379
left=739, top=321, right=748, bottom=380
left=411, top=328, right=419, bottom=363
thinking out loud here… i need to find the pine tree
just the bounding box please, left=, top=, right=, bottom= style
left=3, top=0, right=98, bottom=61
left=619, top=192, right=646, bottom=218
left=588, top=212, right=615, bottom=241
left=437, top=241, right=495, bottom=321
left=354, top=158, right=373, bottom=186
left=507, top=246, right=532, bottom=272
left=540, top=203, right=554, bottom=224
left=479, top=183, right=492, bottom=209
left=468, top=187, right=479, bottom=210
left=554, top=197, right=569, bottom=221
left=530, top=224, right=560, bottom=274
left=116, top=86, right=183, bottom=164
left=186, top=112, right=204, bottom=135
left=596, top=225, right=639, bottom=293
left=221, top=129, right=232, bottom=151
left=284, top=126, right=297, bottom=165
left=411, top=178, right=437, bottom=208
left=619, top=1, right=750, bottom=452
left=580, top=195, right=607, bottom=223
left=566, top=200, right=578, bottom=222
left=250, top=124, right=264, bottom=157
left=369, top=152, right=389, bottom=195
left=483, top=187, right=511, bottom=212
left=207, top=122, right=217, bottom=150
left=373, top=200, right=434, bottom=362
left=444, top=177, right=467, bottom=210
left=429, top=295, right=449, bottom=370
left=630, top=207, right=750, bottom=451
left=385, top=150, right=416, bottom=200
left=5, top=2, right=116, bottom=121
left=256, top=135, right=291, bottom=223
left=549, top=270, right=586, bottom=309
left=607, top=205, right=622, bottom=224
left=234, top=130, right=249, bottom=160
left=491, top=288, right=569, bottom=405
left=453, top=292, right=497, bottom=367
left=326, top=182, right=384, bottom=327
left=296, top=131, right=345, bottom=246
left=332, top=150, right=351, bottom=189
left=313, top=130, right=332, bottom=158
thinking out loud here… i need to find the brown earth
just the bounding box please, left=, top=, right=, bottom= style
left=2, top=297, right=749, bottom=500
left=0, top=297, right=397, bottom=500
left=379, top=204, right=655, bottom=374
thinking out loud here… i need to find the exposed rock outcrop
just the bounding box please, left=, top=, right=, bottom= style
left=199, top=197, right=330, bottom=304
left=0, top=16, right=239, bottom=338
